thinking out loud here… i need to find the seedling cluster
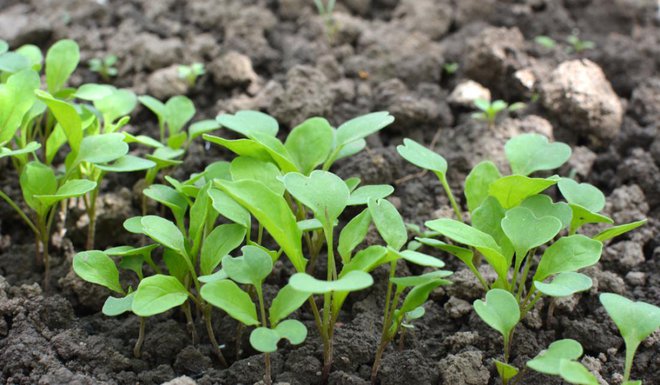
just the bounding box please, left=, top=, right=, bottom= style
left=472, top=98, right=526, bottom=126
left=1, top=39, right=657, bottom=385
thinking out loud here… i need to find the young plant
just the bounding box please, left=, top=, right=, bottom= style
left=177, top=62, right=205, bottom=87
left=567, top=34, right=595, bottom=53
left=314, top=0, right=337, bottom=42
left=600, top=293, right=660, bottom=384
left=471, top=98, right=527, bottom=127
left=442, top=62, right=459, bottom=75
left=201, top=246, right=310, bottom=385
left=397, top=133, right=648, bottom=384
left=89, top=54, right=118, bottom=81
left=534, top=35, right=557, bottom=49
left=527, top=339, right=598, bottom=385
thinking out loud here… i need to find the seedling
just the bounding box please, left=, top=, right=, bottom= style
left=178, top=62, right=205, bottom=87
left=471, top=98, right=526, bottom=126
left=89, top=54, right=118, bottom=81
left=443, top=62, right=459, bottom=75
left=534, top=35, right=557, bottom=49
left=397, top=133, right=647, bottom=384
left=314, top=0, right=337, bottom=42
left=527, top=339, right=598, bottom=385
left=567, top=34, right=595, bottom=53
left=600, top=293, right=660, bottom=384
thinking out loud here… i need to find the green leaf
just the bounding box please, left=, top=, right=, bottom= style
left=534, top=235, right=602, bottom=281
left=335, top=139, right=367, bottom=161
left=489, top=176, right=556, bottom=209
left=335, top=111, right=393, bottom=147
left=216, top=110, right=279, bottom=137
left=368, top=198, right=407, bottom=250
left=123, top=216, right=144, bottom=234
left=558, top=360, right=598, bottom=385
left=282, top=171, right=349, bottom=228
left=123, top=132, right=163, bottom=148
left=472, top=197, right=514, bottom=264
left=473, top=289, right=519, bottom=339
left=415, top=237, right=474, bottom=266
left=505, top=133, right=571, bottom=176
left=250, top=132, right=299, bottom=173
left=558, top=178, right=605, bottom=213
left=249, top=320, right=307, bottom=353
left=203, top=135, right=273, bottom=161
left=165, top=96, right=195, bottom=134
left=0, top=69, right=40, bottom=145
left=16, top=45, right=43, bottom=71
left=72, top=133, right=129, bottom=167
left=72, top=250, right=123, bottom=293
left=534, top=272, right=592, bottom=297
left=269, top=284, right=311, bottom=325
left=520, top=194, right=573, bottom=229
left=298, top=218, right=324, bottom=232
left=289, top=271, right=373, bottom=294
left=600, top=293, right=660, bottom=374
left=200, top=224, right=246, bottom=275
left=0, top=142, right=41, bottom=158
left=208, top=188, right=251, bottom=228
left=132, top=275, right=189, bottom=317
left=396, top=138, right=447, bottom=174
left=198, top=269, right=229, bottom=283
left=45, top=39, right=79, bottom=93
left=138, top=95, right=166, bottom=122
left=75, top=83, right=115, bottom=101
left=568, top=204, right=613, bottom=233
left=347, top=184, right=394, bottom=206
left=143, top=184, right=188, bottom=225
left=390, top=270, right=452, bottom=288
left=0, top=40, right=7, bottom=54
left=20, top=162, right=57, bottom=216
left=274, top=319, right=307, bottom=344
left=339, top=245, right=389, bottom=277
left=338, top=209, right=371, bottom=263
left=527, top=339, right=584, bottom=375
left=102, top=293, right=134, bottom=316
left=200, top=279, right=259, bottom=325
left=189, top=119, right=220, bottom=139
left=495, top=361, right=519, bottom=381
left=593, top=219, right=648, bottom=242
left=34, top=179, right=96, bottom=207
left=215, top=179, right=305, bottom=271
left=464, top=161, right=502, bottom=212
left=394, top=249, right=445, bottom=268
left=230, top=156, right=284, bottom=195
left=0, top=52, right=30, bottom=73
left=140, top=216, right=187, bottom=256
left=222, top=245, right=273, bottom=286
left=399, top=280, right=445, bottom=313
left=35, top=90, right=83, bottom=152
left=95, top=155, right=156, bottom=172
left=501, top=206, right=562, bottom=259
left=285, top=117, right=334, bottom=174
left=95, top=88, right=137, bottom=124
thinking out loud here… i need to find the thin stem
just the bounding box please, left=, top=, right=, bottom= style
left=257, top=223, right=264, bottom=245
left=256, top=285, right=272, bottom=385
left=321, top=224, right=336, bottom=385
left=203, top=305, right=228, bottom=367
left=182, top=301, right=199, bottom=345
left=0, top=190, right=39, bottom=234
left=516, top=254, right=533, bottom=301
left=86, top=188, right=99, bottom=250
left=438, top=172, right=463, bottom=222
left=134, top=317, right=146, bottom=358
left=623, top=344, right=638, bottom=382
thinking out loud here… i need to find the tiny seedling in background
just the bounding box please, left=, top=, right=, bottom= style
left=314, top=0, right=337, bottom=42
left=567, top=34, right=595, bottom=53
left=472, top=98, right=526, bottom=126
left=89, top=54, right=118, bottom=81
left=443, top=62, right=459, bottom=75
left=534, top=35, right=557, bottom=49
left=178, top=62, right=205, bottom=87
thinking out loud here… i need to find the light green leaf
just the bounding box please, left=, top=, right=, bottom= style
left=222, top=245, right=273, bottom=286
left=35, top=90, right=83, bottom=152
left=282, top=171, right=349, bottom=228
left=200, top=279, right=259, bottom=325
left=505, top=133, right=571, bottom=176
left=19, top=162, right=57, bottom=216
left=269, top=284, right=311, bottom=325
left=289, top=270, right=373, bottom=294
left=123, top=216, right=144, bottom=234
left=527, top=339, right=583, bottom=375
left=593, top=219, right=647, bottom=242
left=165, top=95, right=195, bottom=134
left=559, top=360, right=599, bottom=385
left=75, top=83, right=115, bottom=101
left=34, top=179, right=96, bottom=207
left=189, top=119, right=220, bottom=139
left=132, top=275, right=189, bottom=317
left=274, top=319, right=307, bottom=344
left=520, top=194, right=572, bottom=229
left=347, top=184, right=394, bottom=206
left=489, top=175, right=556, bottom=209
left=534, top=235, right=602, bottom=281
left=198, top=269, right=229, bottom=283
left=203, top=135, right=273, bottom=161
left=298, top=218, right=324, bottom=232
left=73, top=250, right=123, bottom=293
left=472, top=196, right=514, bottom=264
left=140, top=215, right=187, bottom=256
left=0, top=69, right=40, bottom=145
left=0, top=52, right=30, bottom=73
left=208, top=188, right=251, bottom=228
left=415, top=237, right=474, bottom=266
left=0, top=142, right=41, bottom=158
left=464, top=161, right=501, bottom=212
left=399, top=280, right=446, bottom=313
left=95, top=155, right=156, bottom=172
left=143, top=184, right=188, bottom=225
left=368, top=198, right=407, bottom=251
left=138, top=95, right=166, bottom=122
left=335, top=138, right=366, bottom=161
left=390, top=270, right=452, bottom=288
left=568, top=204, right=613, bottom=233
left=200, top=224, right=246, bottom=275
left=102, top=293, right=134, bottom=316
left=473, top=289, right=520, bottom=339
left=339, top=245, right=389, bottom=277
left=95, top=88, right=137, bottom=124
left=216, top=110, right=279, bottom=137
left=16, top=44, right=43, bottom=71
left=558, top=178, right=605, bottom=213
left=495, top=361, right=519, bottom=381
left=395, top=249, right=445, bottom=268
left=396, top=138, right=447, bottom=174
left=501, top=206, right=562, bottom=259
left=534, top=272, right=592, bottom=297
left=335, top=111, right=393, bottom=147
left=250, top=132, right=299, bottom=173
left=230, top=156, right=284, bottom=195
left=73, top=132, right=128, bottom=166
left=338, top=208, right=371, bottom=263
left=249, top=320, right=307, bottom=353
left=45, top=39, right=79, bottom=93
left=285, top=117, right=334, bottom=174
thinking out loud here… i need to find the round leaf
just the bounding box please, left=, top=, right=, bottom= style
left=396, top=138, right=447, bottom=175
left=534, top=235, right=602, bottom=281
left=140, top=215, right=187, bottom=255
left=200, top=279, right=259, bottom=325
left=132, top=275, right=189, bottom=317
left=289, top=271, right=373, bottom=294
left=73, top=250, right=123, bottom=293
left=221, top=245, right=273, bottom=286
left=505, top=133, right=571, bottom=176
left=216, top=110, right=279, bottom=137
left=534, top=272, right=592, bottom=297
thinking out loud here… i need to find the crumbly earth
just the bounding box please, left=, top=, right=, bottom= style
left=0, top=1, right=659, bottom=384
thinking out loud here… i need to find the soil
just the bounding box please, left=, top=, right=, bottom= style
left=1, top=0, right=659, bottom=384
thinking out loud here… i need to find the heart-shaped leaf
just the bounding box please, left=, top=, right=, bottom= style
left=230, top=156, right=284, bottom=195
left=34, top=179, right=97, bottom=207
left=102, top=293, right=134, bottom=316
left=464, top=161, right=502, bottom=212
left=347, top=184, right=394, bottom=206
left=73, top=250, right=123, bottom=293
left=505, top=133, right=571, bottom=176
left=216, top=110, right=279, bottom=137
left=558, top=360, right=598, bottom=385
left=520, top=195, right=572, bottom=229
left=534, top=272, right=592, bottom=297
left=132, top=275, right=189, bottom=317
left=201, top=279, right=259, bottom=326
left=527, top=339, right=584, bottom=375
left=285, top=117, right=334, bottom=174
left=200, top=224, right=246, bottom=275
left=397, top=138, right=447, bottom=175
left=282, top=171, right=349, bottom=228
left=289, top=271, right=373, bottom=294
left=368, top=198, right=407, bottom=251
left=269, top=284, right=311, bottom=325
left=140, top=216, right=187, bottom=257
left=249, top=319, right=307, bottom=353
left=593, top=219, right=647, bottom=242
left=489, top=176, right=556, bottom=209
left=222, top=245, right=273, bottom=286
left=473, top=289, right=519, bottom=340
left=501, top=206, right=562, bottom=259
left=472, top=197, right=514, bottom=265
left=534, top=235, right=602, bottom=281
left=558, top=178, right=605, bottom=213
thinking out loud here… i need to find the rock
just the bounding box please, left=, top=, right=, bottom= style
left=208, top=51, right=259, bottom=90
left=146, top=65, right=190, bottom=99
left=0, top=4, right=52, bottom=46
left=541, top=59, right=623, bottom=143
left=393, top=0, right=452, bottom=40
left=444, top=297, right=472, bottom=319
left=448, top=80, right=491, bottom=108
left=444, top=331, right=481, bottom=352
left=269, top=65, right=334, bottom=127
left=616, top=149, right=660, bottom=207
left=162, top=376, right=197, bottom=385
left=133, top=34, right=184, bottom=71
left=602, top=241, right=645, bottom=270
left=438, top=351, right=490, bottom=385
left=630, top=77, right=660, bottom=126
left=625, top=271, right=646, bottom=286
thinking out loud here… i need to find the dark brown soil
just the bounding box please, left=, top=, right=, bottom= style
left=1, top=1, right=659, bottom=384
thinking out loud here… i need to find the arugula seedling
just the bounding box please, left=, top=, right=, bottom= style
left=178, top=62, right=205, bottom=87
left=89, top=54, right=118, bottom=81
left=471, top=99, right=527, bottom=126
left=314, top=0, right=337, bottom=42
left=443, top=62, right=459, bottom=75
left=600, top=293, right=660, bottom=384
left=397, top=133, right=647, bottom=384
left=534, top=36, right=557, bottom=49
left=201, top=246, right=310, bottom=385
left=567, top=34, right=595, bottom=53
left=527, top=339, right=598, bottom=385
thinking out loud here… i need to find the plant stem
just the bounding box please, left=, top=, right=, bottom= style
left=371, top=262, right=398, bottom=383
left=320, top=224, right=336, bottom=385
left=0, top=190, right=39, bottom=234
left=182, top=301, right=199, bottom=345
left=85, top=188, right=98, bottom=250
left=516, top=255, right=533, bottom=301
left=623, top=344, right=637, bottom=382
left=134, top=317, right=146, bottom=358
left=437, top=172, right=463, bottom=222
left=203, top=305, right=228, bottom=367
left=371, top=338, right=389, bottom=385
left=256, top=285, right=272, bottom=385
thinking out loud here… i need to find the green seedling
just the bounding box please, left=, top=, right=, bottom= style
left=368, top=198, right=451, bottom=384
left=178, top=62, right=205, bottom=87
left=471, top=99, right=527, bottom=126
left=397, top=133, right=647, bottom=384
left=443, top=62, right=459, bottom=75
left=314, top=0, right=337, bottom=42
left=201, top=246, right=310, bottom=385
left=527, top=339, right=598, bottom=385
left=534, top=35, right=557, bottom=49
left=567, top=34, right=595, bottom=53
left=600, top=293, right=660, bottom=384
left=89, top=54, right=118, bottom=81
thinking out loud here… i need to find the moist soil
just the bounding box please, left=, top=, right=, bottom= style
left=1, top=1, right=659, bottom=384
